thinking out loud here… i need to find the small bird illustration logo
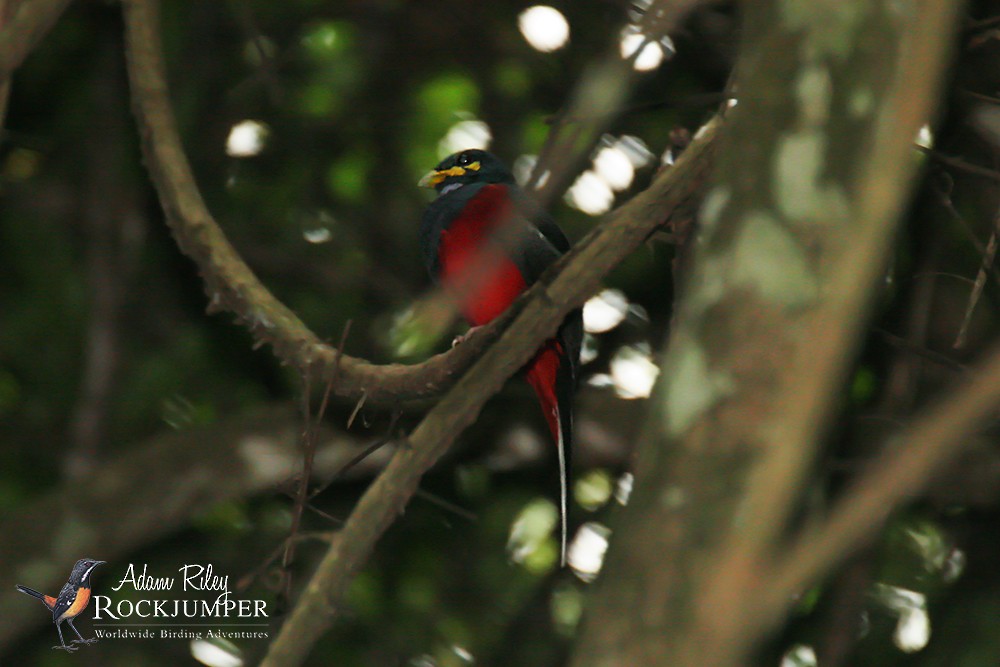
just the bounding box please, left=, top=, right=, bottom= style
left=15, top=558, right=106, bottom=652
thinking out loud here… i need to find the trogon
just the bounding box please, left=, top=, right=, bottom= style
left=420, top=149, right=583, bottom=563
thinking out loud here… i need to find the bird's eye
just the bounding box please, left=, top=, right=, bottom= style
left=457, top=152, right=471, bottom=166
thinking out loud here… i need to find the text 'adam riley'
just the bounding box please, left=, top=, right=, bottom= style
left=92, top=563, right=268, bottom=620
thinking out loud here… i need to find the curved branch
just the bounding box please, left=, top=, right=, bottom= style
left=0, top=0, right=74, bottom=78
left=122, top=0, right=505, bottom=406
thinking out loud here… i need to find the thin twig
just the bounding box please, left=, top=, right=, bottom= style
left=346, top=390, right=366, bottom=429
left=303, top=503, right=342, bottom=524
left=278, top=374, right=313, bottom=603
left=329, top=430, right=395, bottom=482
left=874, top=328, right=965, bottom=373
left=954, top=199, right=1000, bottom=348
left=282, top=322, right=349, bottom=590
left=954, top=230, right=998, bottom=348
left=933, top=174, right=990, bottom=256
left=237, top=531, right=336, bottom=594
left=923, top=146, right=1000, bottom=183
left=414, top=489, right=478, bottom=522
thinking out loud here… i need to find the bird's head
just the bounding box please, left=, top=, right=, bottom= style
left=419, top=149, right=514, bottom=194
left=71, top=559, right=106, bottom=583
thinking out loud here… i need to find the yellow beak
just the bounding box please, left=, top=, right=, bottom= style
left=417, top=162, right=481, bottom=188
left=418, top=169, right=445, bottom=188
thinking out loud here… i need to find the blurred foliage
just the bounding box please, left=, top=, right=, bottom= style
left=2, top=0, right=1000, bottom=666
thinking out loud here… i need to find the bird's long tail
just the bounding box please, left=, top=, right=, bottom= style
left=15, top=584, right=55, bottom=609
left=526, top=339, right=574, bottom=565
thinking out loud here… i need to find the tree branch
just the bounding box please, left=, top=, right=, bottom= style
left=703, top=0, right=962, bottom=619
left=122, top=0, right=507, bottom=406
left=760, top=340, right=1000, bottom=625
left=123, top=0, right=714, bottom=409
left=573, top=1, right=963, bottom=665
left=122, top=1, right=717, bottom=663
left=0, top=0, right=74, bottom=78
left=255, top=87, right=721, bottom=667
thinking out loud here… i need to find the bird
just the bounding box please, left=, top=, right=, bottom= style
left=420, top=149, right=583, bottom=563
left=15, top=558, right=106, bottom=652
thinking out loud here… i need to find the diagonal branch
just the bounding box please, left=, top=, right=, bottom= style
left=0, top=0, right=74, bottom=78
left=256, top=115, right=718, bottom=664
left=573, top=1, right=963, bottom=665
left=122, top=2, right=717, bottom=664
left=763, top=339, right=1000, bottom=619
left=954, top=207, right=1000, bottom=349
left=259, top=88, right=713, bottom=667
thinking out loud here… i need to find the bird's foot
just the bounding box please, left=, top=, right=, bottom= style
left=52, top=644, right=78, bottom=652
left=72, top=638, right=98, bottom=645
left=452, top=326, right=483, bottom=348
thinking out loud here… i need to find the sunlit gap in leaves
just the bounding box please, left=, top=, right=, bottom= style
left=614, top=471, right=634, bottom=505
left=873, top=584, right=932, bottom=653
left=903, top=519, right=965, bottom=582
left=518, top=5, right=570, bottom=53
left=583, top=288, right=629, bottom=334
left=915, top=123, right=935, bottom=150
left=580, top=334, right=599, bottom=365
left=387, top=303, right=450, bottom=359
left=610, top=344, right=659, bottom=398
left=566, top=171, right=613, bottom=215
left=566, top=135, right=654, bottom=215
left=191, top=637, right=243, bottom=667
left=621, top=0, right=676, bottom=72
left=780, top=644, right=818, bottom=667
left=225, top=120, right=269, bottom=158
left=620, top=28, right=674, bottom=71
left=303, top=227, right=333, bottom=244
left=513, top=154, right=550, bottom=190
left=507, top=498, right=559, bottom=572
left=589, top=343, right=660, bottom=399
left=456, top=646, right=475, bottom=663
left=298, top=208, right=339, bottom=245
left=567, top=522, right=610, bottom=582
left=438, top=117, right=492, bottom=157
left=575, top=469, right=614, bottom=511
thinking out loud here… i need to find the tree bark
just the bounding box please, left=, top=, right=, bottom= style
left=573, top=1, right=962, bottom=665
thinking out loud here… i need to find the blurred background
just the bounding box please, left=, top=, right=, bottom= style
left=1, top=1, right=999, bottom=666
